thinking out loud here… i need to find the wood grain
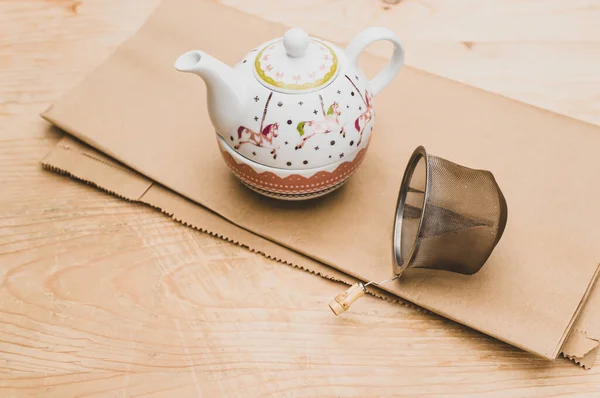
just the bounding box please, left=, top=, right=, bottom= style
left=1, top=0, right=600, bottom=396
left=222, top=0, right=600, bottom=126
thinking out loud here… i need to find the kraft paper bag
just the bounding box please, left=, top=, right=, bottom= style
left=42, top=136, right=600, bottom=369
left=40, top=0, right=600, bottom=365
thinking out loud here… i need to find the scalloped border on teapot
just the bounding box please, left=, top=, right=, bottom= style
left=217, top=134, right=371, bottom=198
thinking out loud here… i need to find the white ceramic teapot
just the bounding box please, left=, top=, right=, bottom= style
left=175, top=27, right=404, bottom=200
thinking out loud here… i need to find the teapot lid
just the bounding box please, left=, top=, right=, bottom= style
left=253, top=28, right=340, bottom=94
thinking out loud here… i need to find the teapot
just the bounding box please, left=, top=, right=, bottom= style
left=175, top=27, right=404, bottom=200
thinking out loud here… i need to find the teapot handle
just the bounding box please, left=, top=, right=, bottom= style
left=345, top=27, right=404, bottom=97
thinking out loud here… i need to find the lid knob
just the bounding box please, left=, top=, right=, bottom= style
left=283, top=28, right=310, bottom=58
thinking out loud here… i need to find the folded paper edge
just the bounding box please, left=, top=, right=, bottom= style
left=563, top=346, right=599, bottom=369
left=554, top=264, right=600, bottom=359
left=558, top=275, right=600, bottom=369
left=39, top=135, right=598, bottom=368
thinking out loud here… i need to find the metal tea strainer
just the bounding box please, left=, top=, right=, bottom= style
left=329, top=146, right=508, bottom=315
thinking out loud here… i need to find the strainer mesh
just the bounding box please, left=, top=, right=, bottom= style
left=398, top=149, right=507, bottom=275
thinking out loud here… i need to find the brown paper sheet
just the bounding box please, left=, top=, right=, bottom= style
left=41, top=135, right=600, bottom=368
left=40, top=0, right=600, bottom=364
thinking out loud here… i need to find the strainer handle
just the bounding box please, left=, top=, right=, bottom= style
left=345, top=27, right=405, bottom=96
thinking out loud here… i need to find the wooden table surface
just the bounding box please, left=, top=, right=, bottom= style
left=2, top=0, right=600, bottom=396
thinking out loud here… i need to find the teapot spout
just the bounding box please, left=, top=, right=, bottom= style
left=175, top=50, right=246, bottom=135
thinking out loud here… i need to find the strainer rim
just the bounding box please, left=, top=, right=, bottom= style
left=392, top=145, right=430, bottom=276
